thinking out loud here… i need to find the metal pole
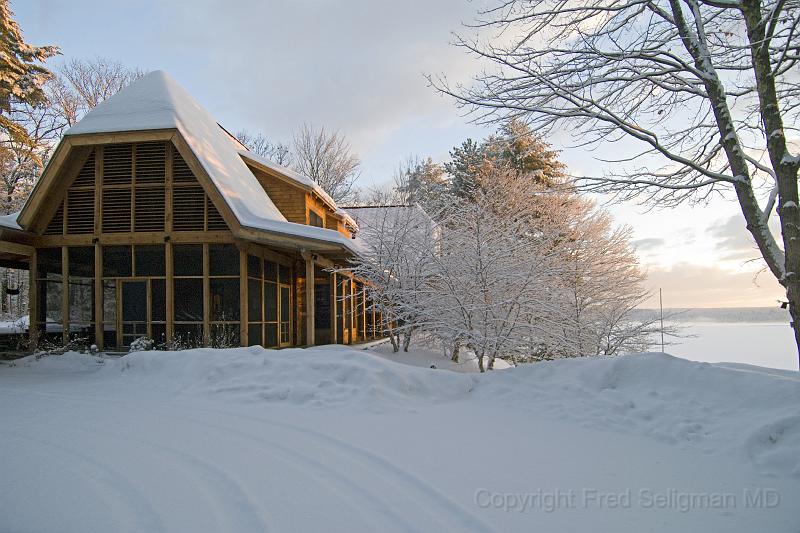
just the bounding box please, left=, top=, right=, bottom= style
left=659, top=288, right=665, bottom=353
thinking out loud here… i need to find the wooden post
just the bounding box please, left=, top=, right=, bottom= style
left=94, top=243, right=103, bottom=350
left=62, top=246, right=69, bottom=345
left=239, top=248, right=248, bottom=346
left=305, top=255, right=315, bottom=346
left=330, top=272, right=337, bottom=344
left=202, top=243, right=210, bottom=345
left=94, top=146, right=104, bottom=350
left=165, top=142, right=174, bottom=346
left=28, top=249, right=38, bottom=351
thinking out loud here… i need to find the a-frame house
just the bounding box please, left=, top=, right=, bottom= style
left=0, top=71, right=380, bottom=350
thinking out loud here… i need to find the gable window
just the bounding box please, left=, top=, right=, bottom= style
left=308, top=209, right=324, bottom=228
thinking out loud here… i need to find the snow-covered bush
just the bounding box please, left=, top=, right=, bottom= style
left=128, top=336, right=155, bottom=353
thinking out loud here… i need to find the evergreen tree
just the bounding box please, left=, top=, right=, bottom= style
left=395, top=157, right=448, bottom=209
left=444, top=138, right=483, bottom=199
left=0, top=1, right=58, bottom=151
left=484, top=119, right=566, bottom=188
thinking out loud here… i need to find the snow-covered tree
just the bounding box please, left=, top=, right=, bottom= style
left=342, top=205, right=436, bottom=352
left=444, top=139, right=483, bottom=199
left=437, top=0, right=800, bottom=364
left=0, top=0, right=58, bottom=153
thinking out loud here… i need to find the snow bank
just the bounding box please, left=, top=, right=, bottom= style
left=476, top=353, right=800, bottom=476
left=102, top=345, right=476, bottom=410
left=9, top=347, right=800, bottom=477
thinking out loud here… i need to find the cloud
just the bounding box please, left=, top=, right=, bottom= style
left=644, top=262, right=784, bottom=308
left=632, top=237, right=665, bottom=251
left=708, top=214, right=781, bottom=262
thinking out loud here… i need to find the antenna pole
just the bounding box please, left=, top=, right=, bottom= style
left=659, top=288, right=665, bottom=353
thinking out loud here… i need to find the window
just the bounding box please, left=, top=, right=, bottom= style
left=174, top=279, right=203, bottom=321
left=210, top=279, right=239, bottom=321
left=209, top=244, right=239, bottom=276
left=37, top=248, right=61, bottom=280
left=309, top=209, right=324, bottom=228
left=68, top=247, right=95, bottom=342
left=173, top=245, right=203, bottom=276
left=103, top=246, right=132, bottom=277
left=134, top=245, right=165, bottom=277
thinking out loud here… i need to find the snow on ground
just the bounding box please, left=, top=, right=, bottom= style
left=1, top=346, right=798, bottom=532
left=365, top=339, right=513, bottom=372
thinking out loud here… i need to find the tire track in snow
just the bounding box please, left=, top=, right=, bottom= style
left=180, top=407, right=495, bottom=533
left=0, top=385, right=494, bottom=532
left=1, top=429, right=165, bottom=532
left=56, top=421, right=272, bottom=533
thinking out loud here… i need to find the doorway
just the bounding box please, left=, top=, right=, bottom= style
left=120, top=280, right=147, bottom=346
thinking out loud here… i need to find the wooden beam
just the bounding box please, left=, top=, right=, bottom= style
left=28, top=248, right=37, bottom=350
left=305, top=255, right=315, bottom=346
left=0, top=241, right=33, bottom=257
left=240, top=248, right=248, bottom=346
left=67, top=129, right=175, bottom=146
left=94, top=243, right=103, bottom=350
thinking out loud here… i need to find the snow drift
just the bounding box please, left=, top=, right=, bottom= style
left=49, top=346, right=799, bottom=477
left=101, top=345, right=476, bottom=410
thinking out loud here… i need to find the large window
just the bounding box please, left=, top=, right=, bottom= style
left=248, top=256, right=291, bottom=348
left=173, top=244, right=204, bottom=345
left=102, top=244, right=167, bottom=347
left=68, top=247, right=94, bottom=342
left=36, top=247, right=63, bottom=341
left=209, top=245, right=239, bottom=346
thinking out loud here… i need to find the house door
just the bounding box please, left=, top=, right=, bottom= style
left=279, top=284, right=291, bottom=347
left=120, top=280, right=148, bottom=346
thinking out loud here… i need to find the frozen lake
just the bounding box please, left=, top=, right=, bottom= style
left=667, top=322, right=798, bottom=371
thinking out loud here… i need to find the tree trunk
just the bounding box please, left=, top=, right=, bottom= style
left=476, top=348, right=485, bottom=373
left=741, top=0, right=800, bottom=367
left=451, top=342, right=460, bottom=363
left=402, top=327, right=413, bottom=352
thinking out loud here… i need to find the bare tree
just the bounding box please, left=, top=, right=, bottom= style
left=292, top=123, right=361, bottom=204
left=46, top=57, right=146, bottom=129
left=0, top=57, right=143, bottom=318
left=436, top=0, right=800, bottom=363
left=235, top=129, right=292, bottom=166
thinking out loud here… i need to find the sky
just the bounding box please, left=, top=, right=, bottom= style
left=17, top=0, right=786, bottom=309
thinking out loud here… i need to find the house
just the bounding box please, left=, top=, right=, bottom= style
left=0, top=71, right=383, bottom=350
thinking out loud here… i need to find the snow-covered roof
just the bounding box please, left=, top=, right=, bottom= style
left=63, top=71, right=358, bottom=253
left=238, top=150, right=358, bottom=230
left=0, top=212, right=22, bottom=231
